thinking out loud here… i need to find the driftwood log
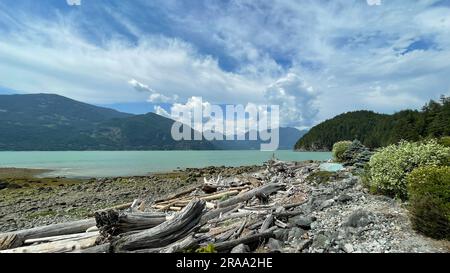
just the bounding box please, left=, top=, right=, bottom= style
left=0, top=218, right=96, bottom=250
left=111, top=199, right=205, bottom=252
left=217, top=183, right=285, bottom=208
left=213, top=227, right=277, bottom=252
left=95, top=210, right=166, bottom=236
left=0, top=232, right=99, bottom=253
left=132, top=234, right=208, bottom=253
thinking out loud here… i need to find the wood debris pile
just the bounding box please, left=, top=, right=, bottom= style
left=0, top=160, right=320, bottom=253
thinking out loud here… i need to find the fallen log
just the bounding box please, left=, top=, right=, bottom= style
left=273, top=210, right=303, bottom=218
left=200, top=204, right=240, bottom=225
left=0, top=233, right=99, bottom=253
left=80, top=243, right=111, bottom=253
left=95, top=210, right=167, bottom=236
left=260, top=214, right=274, bottom=232
left=0, top=218, right=96, bottom=250
left=213, top=227, right=277, bottom=252
left=111, top=199, right=205, bottom=252
left=24, top=231, right=99, bottom=245
left=133, top=234, right=208, bottom=253
left=283, top=200, right=308, bottom=210
left=217, top=183, right=285, bottom=209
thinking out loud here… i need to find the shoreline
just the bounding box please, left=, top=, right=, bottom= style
left=1, top=162, right=448, bottom=253
left=0, top=165, right=263, bottom=232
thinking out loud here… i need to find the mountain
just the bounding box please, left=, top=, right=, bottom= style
left=295, top=96, right=450, bottom=151
left=0, top=94, right=213, bottom=150
left=92, top=113, right=215, bottom=150
left=212, top=127, right=307, bottom=150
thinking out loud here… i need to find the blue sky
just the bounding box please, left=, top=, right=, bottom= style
left=0, top=0, right=449, bottom=128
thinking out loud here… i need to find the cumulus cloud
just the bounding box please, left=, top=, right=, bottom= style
left=264, top=73, right=318, bottom=127
left=366, top=0, right=381, bottom=6
left=128, top=79, right=178, bottom=103
left=0, top=0, right=449, bottom=128
left=66, top=0, right=81, bottom=6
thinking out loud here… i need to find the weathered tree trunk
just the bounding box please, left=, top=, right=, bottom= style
left=95, top=210, right=166, bottom=236
left=217, top=183, right=285, bottom=208
left=0, top=218, right=96, bottom=250
left=213, top=227, right=277, bottom=252
left=132, top=234, right=208, bottom=253
left=111, top=199, right=205, bottom=252
left=80, top=243, right=111, bottom=253
left=0, top=233, right=99, bottom=253
left=200, top=204, right=240, bottom=225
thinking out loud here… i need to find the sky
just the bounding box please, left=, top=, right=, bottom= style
left=0, top=0, right=449, bottom=129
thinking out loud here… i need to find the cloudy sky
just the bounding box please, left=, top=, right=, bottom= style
left=0, top=0, right=449, bottom=128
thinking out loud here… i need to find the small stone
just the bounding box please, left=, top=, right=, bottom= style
left=319, top=199, right=335, bottom=210
left=344, top=210, right=374, bottom=228
left=231, top=244, right=250, bottom=253
left=293, top=216, right=315, bottom=230
left=274, top=229, right=289, bottom=241
left=288, top=227, right=306, bottom=241
left=343, top=243, right=354, bottom=253
left=337, top=194, right=352, bottom=203
left=266, top=238, right=283, bottom=253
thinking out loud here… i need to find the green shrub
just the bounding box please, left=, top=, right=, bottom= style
left=366, top=140, right=450, bottom=199
left=407, top=166, right=450, bottom=240
left=332, top=141, right=352, bottom=162
left=438, top=136, right=450, bottom=148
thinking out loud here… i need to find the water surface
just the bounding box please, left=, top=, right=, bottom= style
left=0, top=151, right=331, bottom=178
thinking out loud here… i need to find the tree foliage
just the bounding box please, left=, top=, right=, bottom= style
left=295, top=96, right=450, bottom=151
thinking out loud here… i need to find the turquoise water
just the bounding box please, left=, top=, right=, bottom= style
left=0, top=151, right=331, bottom=178
left=320, top=162, right=344, bottom=172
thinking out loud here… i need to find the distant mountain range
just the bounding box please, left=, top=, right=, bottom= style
left=295, top=96, right=450, bottom=151
left=0, top=94, right=305, bottom=151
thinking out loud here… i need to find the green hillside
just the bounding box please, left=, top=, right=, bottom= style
left=295, top=96, right=450, bottom=151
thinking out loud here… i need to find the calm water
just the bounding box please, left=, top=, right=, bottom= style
left=0, top=151, right=331, bottom=178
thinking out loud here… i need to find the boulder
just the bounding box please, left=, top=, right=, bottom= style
left=344, top=210, right=374, bottom=228
left=230, top=244, right=250, bottom=253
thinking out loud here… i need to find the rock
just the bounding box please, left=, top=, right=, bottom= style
left=342, top=243, right=354, bottom=253
left=311, top=234, right=330, bottom=251
left=337, top=194, right=353, bottom=203
left=274, top=228, right=289, bottom=241
left=231, top=244, right=250, bottom=253
left=266, top=238, right=283, bottom=253
left=344, top=210, right=374, bottom=228
left=295, top=239, right=313, bottom=252
left=291, top=216, right=315, bottom=230
left=319, top=199, right=335, bottom=210
left=288, top=227, right=306, bottom=241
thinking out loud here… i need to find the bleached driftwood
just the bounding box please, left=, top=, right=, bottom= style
left=95, top=210, right=167, bottom=236
left=217, top=183, right=285, bottom=208
left=0, top=218, right=96, bottom=250
left=0, top=233, right=99, bottom=253
left=111, top=199, right=205, bottom=252
left=212, top=227, right=277, bottom=252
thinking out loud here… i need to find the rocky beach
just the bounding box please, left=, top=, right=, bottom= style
left=0, top=160, right=448, bottom=253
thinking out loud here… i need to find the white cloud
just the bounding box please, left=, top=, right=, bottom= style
left=128, top=79, right=178, bottom=103
left=366, top=0, right=381, bottom=6
left=264, top=73, right=319, bottom=127
left=66, top=0, right=81, bottom=6
left=1, top=1, right=449, bottom=128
